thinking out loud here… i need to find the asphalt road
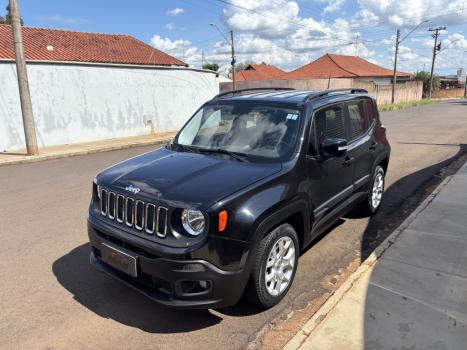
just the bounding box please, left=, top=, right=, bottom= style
left=1, top=100, right=467, bottom=350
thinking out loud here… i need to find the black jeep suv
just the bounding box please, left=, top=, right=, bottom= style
left=88, top=88, right=390, bottom=309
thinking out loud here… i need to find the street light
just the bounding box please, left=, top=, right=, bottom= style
left=210, top=23, right=236, bottom=91
left=391, top=20, right=430, bottom=103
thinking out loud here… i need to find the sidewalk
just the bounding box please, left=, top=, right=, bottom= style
left=285, top=162, right=467, bottom=350
left=0, top=132, right=176, bottom=166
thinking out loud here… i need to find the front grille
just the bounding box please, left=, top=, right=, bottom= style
left=99, top=188, right=168, bottom=238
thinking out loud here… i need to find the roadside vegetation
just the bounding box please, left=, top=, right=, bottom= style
left=379, top=98, right=442, bottom=112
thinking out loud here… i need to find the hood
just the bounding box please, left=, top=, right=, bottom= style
left=98, top=147, right=282, bottom=208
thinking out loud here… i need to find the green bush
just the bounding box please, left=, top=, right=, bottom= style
left=414, top=71, right=440, bottom=97
left=379, top=99, right=441, bottom=112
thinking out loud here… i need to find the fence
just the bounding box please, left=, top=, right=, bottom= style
left=431, top=88, right=465, bottom=99
left=220, top=78, right=423, bottom=105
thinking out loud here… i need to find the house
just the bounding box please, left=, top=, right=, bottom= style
left=282, top=53, right=411, bottom=85
left=0, top=25, right=218, bottom=151
left=235, top=64, right=285, bottom=81
left=439, top=68, right=466, bottom=89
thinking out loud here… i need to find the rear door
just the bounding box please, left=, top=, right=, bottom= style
left=345, top=99, right=375, bottom=192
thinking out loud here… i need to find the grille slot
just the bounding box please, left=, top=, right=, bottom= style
left=116, top=195, right=125, bottom=223
left=125, top=198, right=134, bottom=227
left=100, top=189, right=108, bottom=215
left=157, top=207, right=168, bottom=237
left=145, top=204, right=156, bottom=234
left=135, top=200, right=145, bottom=230
left=108, top=192, right=116, bottom=219
left=98, top=188, right=168, bottom=239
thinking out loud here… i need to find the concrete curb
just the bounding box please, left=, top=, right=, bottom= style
left=0, top=138, right=171, bottom=167
left=283, top=175, right=454, bottom=350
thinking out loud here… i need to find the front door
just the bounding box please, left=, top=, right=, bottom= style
left=307, top=103, right=354, bottom=224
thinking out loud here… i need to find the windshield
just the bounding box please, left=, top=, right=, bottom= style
left=175, top=103, right=302, bottom=161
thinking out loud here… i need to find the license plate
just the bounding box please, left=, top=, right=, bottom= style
left=100, top=243, right=137, bottom=277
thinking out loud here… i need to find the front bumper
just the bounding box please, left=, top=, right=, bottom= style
left=88, top=220, right=250, bottom=309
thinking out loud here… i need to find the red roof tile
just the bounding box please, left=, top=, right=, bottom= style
left=235, top=64, right=286, bottom=81
left=282, top=54, right=410, bottom=79
left=0, top=25, right=186, bottom=66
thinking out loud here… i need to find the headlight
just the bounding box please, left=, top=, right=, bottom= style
left=181, top=209, right=205, bottom=236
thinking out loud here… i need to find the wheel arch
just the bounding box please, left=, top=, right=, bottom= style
left=250, top=198, right=310, bottom=251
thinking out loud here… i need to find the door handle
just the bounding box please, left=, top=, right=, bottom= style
left=342, top=156, right=355, bottom=167
left=369, top=142, right=377, bottom=150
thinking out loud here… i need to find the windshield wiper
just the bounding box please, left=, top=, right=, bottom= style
left=198, top=148, right=249, bottom=162
left=173, top=143, right=199, bottom=153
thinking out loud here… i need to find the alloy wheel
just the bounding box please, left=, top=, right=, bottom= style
left=371, top=172, right=384, bottom=209
left=264, top=236, right=296, bottom=296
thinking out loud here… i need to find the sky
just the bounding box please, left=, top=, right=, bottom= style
left=8, top=0, right=467, bottom=75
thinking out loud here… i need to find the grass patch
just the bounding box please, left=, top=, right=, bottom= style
left=379, top=99, right=442, bottom=112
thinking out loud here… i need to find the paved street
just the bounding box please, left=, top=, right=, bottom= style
left=1, top=101, right=466, bottom=350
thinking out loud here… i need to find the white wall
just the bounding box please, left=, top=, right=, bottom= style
left=0, top=62, right=218, bottom=151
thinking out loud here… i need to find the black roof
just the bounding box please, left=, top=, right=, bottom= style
left=213, top=88, right=370, bottom=106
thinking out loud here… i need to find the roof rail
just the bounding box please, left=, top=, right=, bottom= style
left=304, top=88, right=368, bottom=102
left=214, top=87, right=296, bottom=99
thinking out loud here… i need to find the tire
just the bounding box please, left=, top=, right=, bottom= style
left=245, top=223, right=299, bottom=308
left=356, top=165, right=385, bottom=216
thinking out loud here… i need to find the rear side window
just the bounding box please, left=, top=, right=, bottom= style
left=364, top=99, right=376, bottom=125
left=347, top=101, right=368, bottom=140
left=315, top=105, right=346, bottom=143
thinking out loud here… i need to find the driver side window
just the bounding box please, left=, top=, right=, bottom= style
left=315, top=104, right=346, bottom=144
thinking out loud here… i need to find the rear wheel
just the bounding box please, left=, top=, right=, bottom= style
left=245, top=224, right=299, bottom=308
left=356, top=165, right=385, bottom=216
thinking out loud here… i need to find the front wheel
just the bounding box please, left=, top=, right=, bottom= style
left=245, top=224, right=299, bottom=308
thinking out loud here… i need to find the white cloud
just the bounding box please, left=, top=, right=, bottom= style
left=166, top=7, right=184, bottom=17
left=165, top=23, right=185, bottom=30
left=150, top=35, right=200, bottom=65
left=351, top=9, right=379, bottom=27
left=150, top=0, right=467, bottom=74
left=357, top=0, right=467, bottom=28
left=322, top=0, right=346, bottom=14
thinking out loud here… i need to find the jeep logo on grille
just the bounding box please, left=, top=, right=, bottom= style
left=125, top=185, right=141, bottom=194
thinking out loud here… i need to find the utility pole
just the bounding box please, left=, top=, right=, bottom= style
left=391, top=29, right=401, bottom=104
left=201, top=50, right=205, bottom=69
left=9, top=0, right=38, bottom=155
left=391, top=20, right=430, bottom=103
left=428, top=26, right=446, bottom=99
left=209, top=24, right=236, bottom=91
left=230, top=30, right=236, bottom=91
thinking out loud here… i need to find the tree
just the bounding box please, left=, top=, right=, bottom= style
left=414, top=70, right=440, bottom=97
left=234, top=60, right=253, bottom=72
left=0, top=5, right=23, bottom=25
left=202, top=63, right=219, bottom=72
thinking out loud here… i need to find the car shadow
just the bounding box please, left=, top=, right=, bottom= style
left=357, top=143, right=467, bottom=261
left=360, top=143, right=467, bottom=348
left=52, top=243, right=223, bottom=333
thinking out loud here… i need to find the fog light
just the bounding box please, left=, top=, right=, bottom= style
left=199, top=280, right=208, bottom=289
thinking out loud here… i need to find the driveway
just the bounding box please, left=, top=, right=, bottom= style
left=1, top=100, right=466, bottom=349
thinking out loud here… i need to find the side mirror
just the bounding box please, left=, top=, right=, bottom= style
left=321, top=138, right=348, bottom=158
